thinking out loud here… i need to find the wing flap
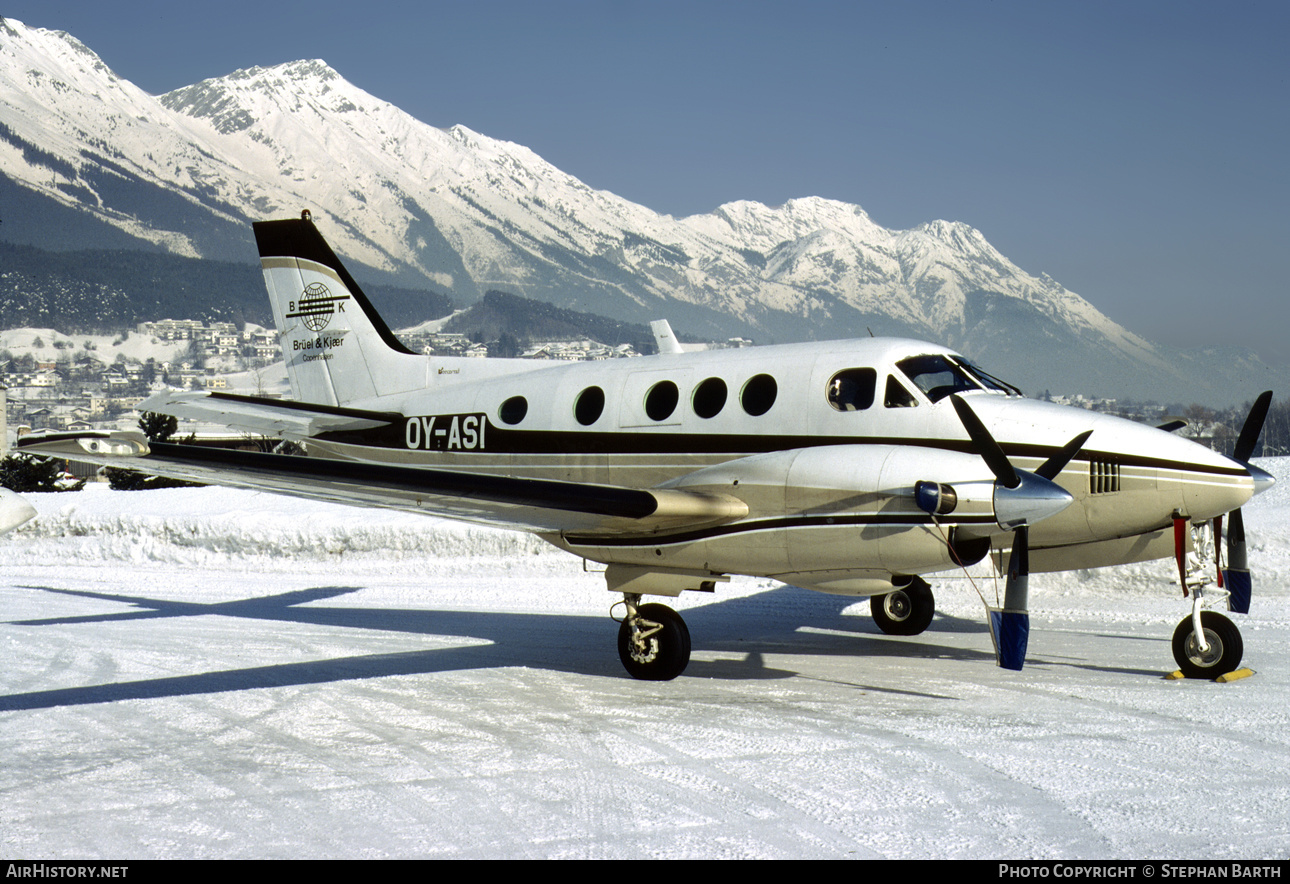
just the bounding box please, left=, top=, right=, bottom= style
left=17, top=432, right=747, bottom=536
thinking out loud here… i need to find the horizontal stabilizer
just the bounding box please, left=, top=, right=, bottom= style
left=138, top=390, right=398, bottom=439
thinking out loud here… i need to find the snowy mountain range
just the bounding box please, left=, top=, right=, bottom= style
left=0, top=17, right=1279, bottom=404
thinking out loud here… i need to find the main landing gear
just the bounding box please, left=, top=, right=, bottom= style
left=870, top=577, right=935, bottom=636
left=616, top=594, right=691, bottom=681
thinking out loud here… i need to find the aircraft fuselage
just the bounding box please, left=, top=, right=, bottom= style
left=296, top=336, right=1253, bottom=592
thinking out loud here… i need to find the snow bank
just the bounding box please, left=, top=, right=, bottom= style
left=4, top=482, right=555, bottom=569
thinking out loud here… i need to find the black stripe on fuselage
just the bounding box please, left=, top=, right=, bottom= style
left=562, top=511, right=999, bottom=548
left=316, top=421, right=1248, bottom=477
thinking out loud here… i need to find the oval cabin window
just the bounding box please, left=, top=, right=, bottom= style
left=740, top=374, right=777, bottom=416
left=575, top=386, right=605, bottom=426
left=499, top=395, right=528, bottom=425
left=692, top=377, right=727, bottom=419
left=645, top=381, right=679, bottom=421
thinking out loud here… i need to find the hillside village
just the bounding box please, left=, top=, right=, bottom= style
left=2, top=320, right=747, bottom=453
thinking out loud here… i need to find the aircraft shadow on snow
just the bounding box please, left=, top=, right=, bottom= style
left=0, top=580, right=1062, bottom=711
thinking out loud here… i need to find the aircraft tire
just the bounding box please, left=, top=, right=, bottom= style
left=1172, top=611, right=1243, bottom=679
left=871, top=578, right=935, bottom=636
left=618, top=603, right=691, bottom=681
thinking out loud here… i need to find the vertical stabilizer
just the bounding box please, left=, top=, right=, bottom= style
left=254, top=214, right=427, bottom=405
left=650, top=320, right=685, bottom=355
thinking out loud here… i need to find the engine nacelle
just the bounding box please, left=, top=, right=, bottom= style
left=637, top=444, right=1008, bottom=582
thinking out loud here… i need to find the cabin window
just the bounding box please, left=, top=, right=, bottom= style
left=897, top=354, right=979, bottom=402
left=645, top=381, right=680, bottom=421
left=575, top=386, right=605, bottom=426
left=741, top=374, right=777, bottom=416
left=692, top=377, right=727, bottom=419
left=499, top=395, right=528, bottom=425
left=884, top=375, right=918, bottom=408
left=827, top=369, right=877, bottom=411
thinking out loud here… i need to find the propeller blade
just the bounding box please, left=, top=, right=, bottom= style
left=1156, top=419, right=1187, bottom=433
left=1034, top=430, right=1093, bottom=481
left=1233, top=391, right=1272, bottom=463
left=951, top=395, right=1019, bottom=489
left=1224, top=508, right=1252, bottom=614
left=990, top=525, right=1030, bottom=671
left=1220, top=391, right=1270, bottom=615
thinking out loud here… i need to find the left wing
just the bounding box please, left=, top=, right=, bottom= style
left=16, top=431, right=747, bottom=536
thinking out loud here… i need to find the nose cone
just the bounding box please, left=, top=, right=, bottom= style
left=1247, top=462, right=1276, bottom=497
left=993, top=470, right=1075, bottom=530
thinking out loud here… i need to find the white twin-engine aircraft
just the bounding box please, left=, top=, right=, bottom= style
left=20, top=213, right=1275, bottom=681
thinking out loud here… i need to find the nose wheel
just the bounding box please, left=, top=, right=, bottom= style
left=1172, top=610, right=1243, bottom=679
left=616, top=595, right=691, bottom=680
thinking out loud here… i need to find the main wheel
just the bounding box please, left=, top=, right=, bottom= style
left=871, top=578, right=935, bottom=636
left=1172, top=611, right=1243, bottom=678
left=618, top=603, right=691, bottom=681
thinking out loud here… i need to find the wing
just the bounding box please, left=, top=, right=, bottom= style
left=16, top=430, right=747, bottom=536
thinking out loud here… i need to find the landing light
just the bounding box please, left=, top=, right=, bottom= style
left=914, top=481, right=957, bottom=516
left=78, top=435, right=149, bottom=456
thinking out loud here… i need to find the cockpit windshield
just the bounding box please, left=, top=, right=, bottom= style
left=955, top=359, right=1022, bottom=396
left=896, top=354, right=1022, bottom=402
left=896, top=355, right=981, bottom=402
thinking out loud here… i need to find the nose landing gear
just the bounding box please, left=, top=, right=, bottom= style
left=1172, top=610, right=1243, bottom=679
left=1171, top=516, right=1246, bottom=679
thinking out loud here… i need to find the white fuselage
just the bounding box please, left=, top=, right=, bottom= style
left=295, top=336, right=1253, bottom=592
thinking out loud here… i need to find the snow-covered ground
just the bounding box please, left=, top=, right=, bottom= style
left=3, top=461, right=1289, bottom=858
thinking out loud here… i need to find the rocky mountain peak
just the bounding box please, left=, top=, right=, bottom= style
left=0, top=20, right=1280, bottom=403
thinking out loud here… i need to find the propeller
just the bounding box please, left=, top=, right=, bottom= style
left=948, top=395, right=1090, bottom=670
left=1222, top=391, right=1273, bottom=614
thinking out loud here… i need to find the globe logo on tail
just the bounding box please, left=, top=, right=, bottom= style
left=286, top=281, right=348, bottom=332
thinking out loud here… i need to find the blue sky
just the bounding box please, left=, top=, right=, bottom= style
left=6, top=1, right=1288, bottom=365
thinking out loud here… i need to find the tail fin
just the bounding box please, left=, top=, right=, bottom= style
left=650, top=319, right=685, bottom=355
left=254, top=213, right=426, bottom=405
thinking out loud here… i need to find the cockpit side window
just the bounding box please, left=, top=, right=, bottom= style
left=884, top=374, right=918, bottom=408
left=827, top=368, right=877, bottom=411
left=897, top=354, right=980, bottom=403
